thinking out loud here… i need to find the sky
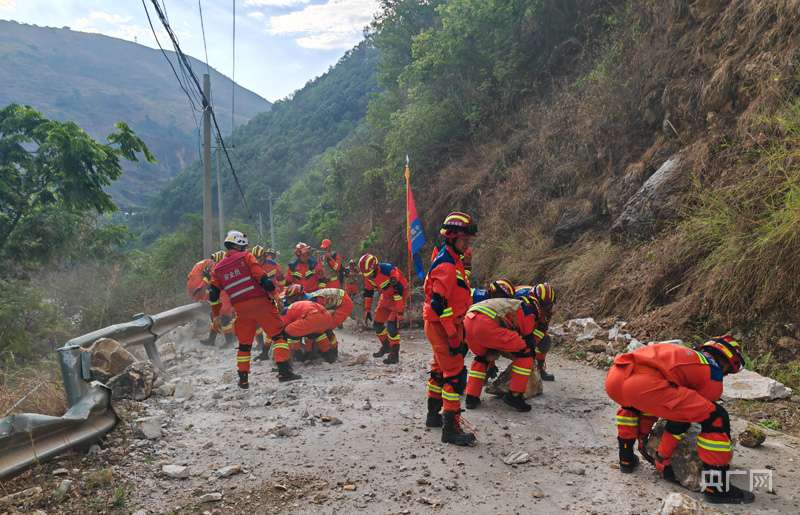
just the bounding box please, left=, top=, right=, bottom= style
left=0, top=0, right=381, bottom=102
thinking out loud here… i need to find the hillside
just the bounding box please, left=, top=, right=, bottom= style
left=0, top=20, right=271, bottom=207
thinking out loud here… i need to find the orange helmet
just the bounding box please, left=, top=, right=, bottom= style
left=697, top=334, right=744, bottom=374
left=533, top=283, right=556, bottom=312
left=320, top=238, right=332, bottom=250
left=488, top=278, right=515, bottom=298
left=358, top=254, right=379, bottom=276
left=251, top=245, right=266, bottom=262
left=211, top=250, right=226, bottom=263
left=440, top=212, right=477, bottom=240
left=284, top=284, right=305, bottom=303
left=295, top=242, right=311, bottom=257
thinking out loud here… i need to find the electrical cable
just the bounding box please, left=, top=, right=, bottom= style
left=231, top=0, right=236, bottom=140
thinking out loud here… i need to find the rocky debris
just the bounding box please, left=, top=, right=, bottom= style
left=84, top=338, right=137, bottom=383
left=531, top=489, right=544, bottom=498
left=107, top=360, right=161, bottom=401
left=157, top=383, right=176, bottom=396
left=611, top=151, right=688, bottom=238
left=134, top=416, right=163, bottom=439
left=200, top=492, right=223, bottom=502
left=739, top=426, right=767, bottom=448
left=55, top=479, right=72, bottom=497
left=553, top=200, right=597, bottom=245
left=484, top=353, right=543, bottom=398
left=647, top=420, right=737, bottom=492
left=503, top=451, right=530, bottom=465
left=217, top=465, right=242, bottom=478
left=722, top=369, right=791, bottom=401
left=173, top=380, right=195, bottom=400
left=655, top=492, right=724, bottom=514
left=162, top=464, right=189, bottom=479
left=568, top=318, right=602, bottom=342
left=0, top=487, right=43, bottom=503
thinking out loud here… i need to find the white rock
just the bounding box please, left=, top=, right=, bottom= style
left=648, top=339, right=684, bottom=347
left=566, top=318, right=599, bottom=330
left=502, top=451, right=530, bottom=465
left=157, top=383, right=176, bottom=397
left=627, top=339, right=645, bottom=351
left=576, top=328, right=599, bottom=342
left=200, top=492, right=223, bottom=502
left=217, top=465, right=243, bottom=477
left=56, top=479, right=73, bottom=495
left=655, top=492, right=724, bottom=514
left=549, top=326, right=565, bottom=337
left=608, top=327, right=619, bottom=340
left=162, top=464, right=189, bottom=478
left=135, top=416, right=163, bottom=440
left=173, top=381, right=195, bottom=400
left=722, top=369, right=791, bottom=401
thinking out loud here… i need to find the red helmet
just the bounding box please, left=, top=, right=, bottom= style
left=519, top=293, right=541, bottom=312
left=284, top=284, right=305, bottom=303
left=295, top=242, right=311, bottom=257
left=265, top=248, right=277, bottom=259
left=251, top=245, right=266, bottom=262
left=533, top=283, right=556, bottom=312
left=440, top=212, right=477, bottom=240
left=358, top=254, right=379, bottom=276
left=320, top=238, right=332, bottom=250
left=211, top=250, right=225, bottom=263
left=697, top=334, right=744, bottom=374
left=488, top=278, right=515, bottom=298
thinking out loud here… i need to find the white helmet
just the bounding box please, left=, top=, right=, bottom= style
left=224, top=230, right=248, bottom=249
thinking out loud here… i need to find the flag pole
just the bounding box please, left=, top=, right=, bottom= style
left=405, top=155, right=412, bottom=330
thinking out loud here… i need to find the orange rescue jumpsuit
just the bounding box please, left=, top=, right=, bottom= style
left=282, top=300, right=335, bottom=353
left=319, top=251, right=342, bottom=289
left=187, top=259, right=235, bottom=335
left=286, top=258, right=327, bottom=292
left=364, top=263, right=407, bottom=352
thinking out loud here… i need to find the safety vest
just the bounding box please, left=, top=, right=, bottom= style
left=310, top=288, right=346, bottom=308
left=319, top=252, right=341, bottom=282
left=468, top=298, right=524, bottom=331
left=215, top=251, right=263, bottom=306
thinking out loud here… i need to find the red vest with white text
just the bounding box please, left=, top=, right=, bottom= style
left=215, top=251, right=263, bottom=305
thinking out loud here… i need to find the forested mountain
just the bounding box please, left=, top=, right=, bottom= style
left=0, top=20, right=270, bottom=207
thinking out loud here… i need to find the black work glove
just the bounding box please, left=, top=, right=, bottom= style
left=486, top=364, right=498, bottom=380
left=364, top=311, right=373, bottom=326
left=259, top=276, right=276, bottom=292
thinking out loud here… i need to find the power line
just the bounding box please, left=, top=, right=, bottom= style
left=231, top=0, right=236, bottom=140
left=197, top=0, right=213, bottom=88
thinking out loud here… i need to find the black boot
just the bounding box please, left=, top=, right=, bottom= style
left=373, top=341, right=390, bottom=358
left=465, top=394, right=481, bottom=410
left=441, top=410, right=476, bottom=446
left=253, top=345, right=271, bottom=362
left=426, top=398, right=443, bottom=427
left=322, top=345, right=338, bottom=363
left=238, top=371, right=249, bottom=389
left=200, top=329, right=217, bottom=346
left=382, top=345, right=399, bottom=364
left=277, top=361, right=302, bottom=382
left=294, top=349, right=309, bottom=363
left=703, top=465, right=755, bottom=504
left=618, top=437, right=640, bottom=473
left=537, top=359, right=554, bottom=381
left=502, top=391, right=532, bottom=412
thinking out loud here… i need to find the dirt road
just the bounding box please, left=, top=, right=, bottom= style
left=120, top=323, right=800, bottom=514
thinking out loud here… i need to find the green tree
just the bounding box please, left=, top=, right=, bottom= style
left=0, top=103, right=155, bottom=264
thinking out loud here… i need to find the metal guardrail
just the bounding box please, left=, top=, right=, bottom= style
left=0, top=302, right=209, bottom=481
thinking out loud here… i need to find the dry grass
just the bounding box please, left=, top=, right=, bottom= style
left=0, top=356, right=67, bottom=417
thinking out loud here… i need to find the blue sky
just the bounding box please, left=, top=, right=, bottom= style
left=0, top=0, right=380, bottom=102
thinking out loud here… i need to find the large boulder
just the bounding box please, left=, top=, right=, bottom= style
left=553, top=200, right=597, bottom=245
left=483, top=351, right=543, bottom=399
left=106, top=360, right=161, bottom=401
left=611, top=152, right=688, bottom=238
left=646, top=420, right=736, bottom=492
left=722, top=369, right=791, bottom=401
left=84, top=338, right=137, bottom=383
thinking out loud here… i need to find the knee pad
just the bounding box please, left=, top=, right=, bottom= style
left=325, top=329, right=335, bottom=340
left=473, top=354, right=490, bottom=365
left=514, top=347, right=533, bottom=359
left=429, top=370, right=444, bottom=385
left=238, top=343, right=252, bottom=353
left=373, top=321, right=384, bottom=333
left=665, top=420, right=691, bottom=436
left=444, top=367, right=468, bottom=394
left=537, top=335, right=552, bottom=354
left=386, top=320, right=398, bottom=337
left=701, top=403, right=730, bottom=435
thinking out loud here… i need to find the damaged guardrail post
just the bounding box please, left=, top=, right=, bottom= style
left=58, top=345, right=89, bottom=408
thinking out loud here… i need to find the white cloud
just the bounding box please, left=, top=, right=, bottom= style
left=0, top=0, right=15, bottom=11
left=89, top=11, right=134, bottom=24
left=245, top=0, right=310, bottom=7
left=268, top=0, right=378, bottom=50
left=75, top=18, right=89, bottom=28
left=247, top=12, right=264, bottom=19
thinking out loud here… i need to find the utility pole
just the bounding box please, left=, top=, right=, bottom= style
left=203, top=74, right=213, bottom=258
left=268, top=187, right=276, bottom=249
left=215, top=135, right=225, bottom=246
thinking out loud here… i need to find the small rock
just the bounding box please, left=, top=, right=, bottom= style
left=173, top=381, right=196, bottom=400
left=53, top=468, right=69, bottom=475
left=343, top=484, right=356, bottom=491
left=217, top=465, right=243, bottom=478
left=162, top=464, right=189, bottom=479
left=329, top=417, right=343, bottom=425
left=503, top=451, right=530, bottom=465
left=531, top=489, right=544, bottom=498
left=314, top=493, right=328, bottom=502
left=157, top=383, right=176, bottom=397
left=55, top=479, right=72, bottom=497
left=135, top=416, right=163, bottom=440
left=739, top=426, right=767, bottom=448
left=274, top=484, right=289, bottom=491
left=0, top=487, right=43, bottom=503
left=655, top=492, right=724, bottom=514
left=362, top=400, right=372, bottom=410
left=356, top=354, right=369, bottom=364
left=200, top=492, right=223, bottom=502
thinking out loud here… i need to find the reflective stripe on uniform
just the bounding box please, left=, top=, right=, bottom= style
left=272, top=342, right=290, bottom=351
left=511, top=365, right=532, bottom=376
left=237, top=356, right=251, bottom=363
left=229, top=286, right=255, bottom=299
left=697, top=437, right=731, bottom=452
left=427, top=383, right=442, bottom=394
left=468, top=370, right=486, bottom=380
left=533, top=329, right=545, bottom=339
left=616, top=415, right=639, bottom=427
left=441, top=390, right=460, bottom=402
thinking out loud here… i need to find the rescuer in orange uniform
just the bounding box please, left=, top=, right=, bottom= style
left=280, top=293, right=337, bottom=363
left=605, top=336, right=754, bottom=504
left=470, top=278, right=515, bottom=304
left=249, top=245, right=287, bottom=362
left=343, top=260, right=359, bottom=298
left=514, top=283, right=556, bottom=381
left=423, top=212, right=478, bottom=446
left=187, top=256, right=236, bottom=347
left=284, top=284, right=352, bottom=362
left=359, top=254, right=407, bottom=364
left=286, top=242, right=327, bottom=292
left=317, top=239, right=343, bottom=290
left=431, top=242, right=473, bottom=280
left=208, top=231, right=300, bottom=388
